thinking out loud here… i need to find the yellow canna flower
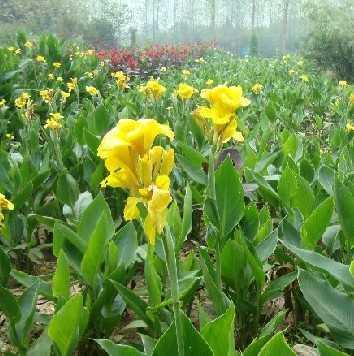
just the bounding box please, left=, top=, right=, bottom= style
left=40, top=89, right=54, bottom=104
left=60, top=90, right=70, bottom=103
left=160, top=67, right=167, bottom=72
left=182, top=69, right=191, bottom=77
left=98, top=119, right=174, bottom=244
left=112, top=71, right=129, bottom=89
left=67, top=78, right=78, bottom=92
left=206, top=79, right=214, bottom=86
left=299, top=74, right=309, bottom=82
left=176, top=83, right=197, bottom=101
left=288, top=69, right=296, bottom=76
left=53, top=62, right=62, bottom=69
left=44, top=113, right=63, bottom=130
left=57, top=76, right=63, bottom=82
left=86, top=86, right=99, bottom=96
left=36, top=55, right=46, bottom=63
left=15, top=48, right=22, bottom=55
left=251, top=83, right=263, bottom=95
left=7, top=46, right=15, bottom=52
left=48, top=73, right=55, bottom=80
left=140, top=79, right=166, bottom=100
left=0, top=193, right=14, bottom=228
left=0, top=99, right=6, bottom=108
left=339, top=80, right=348, bottom=88
left=24, top=41, right=33, bottom=49
left=347, top=121, right=354, bottom=132
left=15, top=92, right=31, bottom=109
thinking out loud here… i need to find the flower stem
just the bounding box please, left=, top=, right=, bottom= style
left=162, top=228, right=184, bottom=356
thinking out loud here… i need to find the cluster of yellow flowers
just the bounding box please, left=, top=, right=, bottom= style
left=86, top=86, right=100, bottom=96
left=40, top=89, right=54, bottom=104
left=60, top=90, right=70, bottom=103
left=98, top=119, right=174, bottom=245
left=299, top=74, right=309, bottom=82
left=24, top=41, right=33, bottom=49
left=112, top=71, right=130, bottom=89
left=0, top=193, right=14, bottom=228
left=193, top=85, right=250, bottom=147
left=175, top=83, right=198, bottom=101
left=44, top=113, right=63, bottom=130
left=0, top=98, right=6, bottom=108
left=140, top=79, right=166, bottom=100
left=339, top=80, right=348, bottom=88
left=347, top=122, right=354, bottom=132
left=251, top=83, right=263, bottom=95
left=67, top=78, right=78, bottom=92
left=36, top=55, right=46, bottom=63
left=15, top=92, right=31, bottom=109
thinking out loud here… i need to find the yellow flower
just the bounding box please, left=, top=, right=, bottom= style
left=40, top=89, right=54, bottom=103
left=36, top=55, right=46, bottom=63
left=60, top=91, right=70, bottom=103
left=5, top=133, right=14, bottom=140
left=140, top=79, right=166, bottom=100
left=7, top=47, right=15, bottom=52
left=176, top=83, right=197, bottom=101
left=299, top=74, right=309, bottom=82
left=15, top=48, right=22, bottom=55
left=112, top=71, right=129, bottom=89
left=57, top=76, right=63, bottom=82
left=98, top=119, right=174, bottom=244
left=182, top=69, right=191, bottom=77
left=0, top=99, right=6, bottom=108
left=339, top=80, right=348, bottom=87
left=206, top=79, right=214, bottom=86
left=44, top=113, right=63, bottom=130
left=347, top=122, right=354, bottom=132
left=288, top=69, right=296, bottom=76
left=251, top=83, right=263, bottom=95
left=86, top=86, right=99, bottom=96
left=24, top=41, right=33, bottom=49
left=160, top=67, right=167, bottom=72
left=67, top=78, right=78, bottom=92
left=195, top=57, right=206, bottom=64
left=15, top=92, right=31, bottom=109
left=48, top=73, right=55, bottom=80
left=194, top=85, right=249, bottom=146
left=0, top=193, right=14, bottom=228
left=53, top=62, right=62, bottom=69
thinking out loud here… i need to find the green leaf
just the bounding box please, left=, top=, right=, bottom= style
left=317, top=341, right=349, bottom=355
left=292, top=176, right=315, bottom=218
left=282, top=241, right=354, bottom=288
left=181, top=185, right=192, bottom=242
left=214, top=158, right=245, bottom=235
left=15, top=284, right=39, bottom=346
left=0, top=286, right=21, bottom=323
left=0, top=246, right=11, bottom=285
left=53, top=222, right=86, bottom=256
left=96, top=339, right=144, bottom=355
left=78, top=193, right=114, bottom=242
left=261, top=272, right=297, bottom=304
left=145, top=247, right=162, bottom=307
left=260, top=310, right=287, bottom=338
left=27, top=329, right=52, bottom=356
left=52, top=251, right=70, bottom=302
left=300, top=197, right=334, bottom=249
left=152, top=311, right=213, bottom=356
left=48, top=294, right=84, bottom=356
left=243, top=335, right=270, bottom=356
left=201, top=303, right=235, bottom=356
left=81, top=213, right=113, bottom=286
left=298, top=269, right=354, bottom=349
left=318, top=166, right=335, bottom=196
left=259, top=331, right=295, bottom=355
left=115, top=222, right=138, bottom=269
left=335, top=179, right=354, bottom=246
left=56, top=173, right=79, bottom=208
left=278, top=166, right=297, bottom=207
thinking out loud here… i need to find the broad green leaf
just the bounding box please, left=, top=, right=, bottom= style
left=261, top=272, right=297, bottom=304
left=201, top=303, right=235, bottom=356
left=48, top=294, right=84, bottom=356
left=181, top=185, right=192, bottom=242
left=53, top=222, right=86, bottom=256
left=298, top=269, right=354, bottom=349
left=78, top=193, right=114, bottom=242
left=243, top=335, right=270, bottom=356
left=278, top=166, right=297, bottom=207
left=96, top=339, right=144, bottom=355
left=292, top=176, right=315, bottom=218
left=81, top=213, right=113, bottom=286
left=256, top=231, right=278, bottom=262
left=260, top=310, right=287, bottom=338
left=318, top=166, right=335, bottom=196
left=152, top=311, right=213, bottom=356
left=52, top=251, right=70, bottom=302
left=350, top=261, right=354, bottom=278
left=214, top=158, right=245, bottom=235
left=317, top=341, right=349, bottom=355
left=27, top=329, right=52, bottom=356
left=56, top=173, right=79, bottom=208
left=300, top=197, right=334, bottom=249
left=115, top=222, right=138, bottom=269
left=259, top=331, right=295, bottom=355
left=283, top=241, right=354, bottom=288
left=145, top=247, right=162, bottom=307
left=0, top=286, right=21, bottom=323
left=335, top=179, right=354, bottom=246
left=15, top=284, right=39, bottom=346
left=0, top=246, right=11, bottom=285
